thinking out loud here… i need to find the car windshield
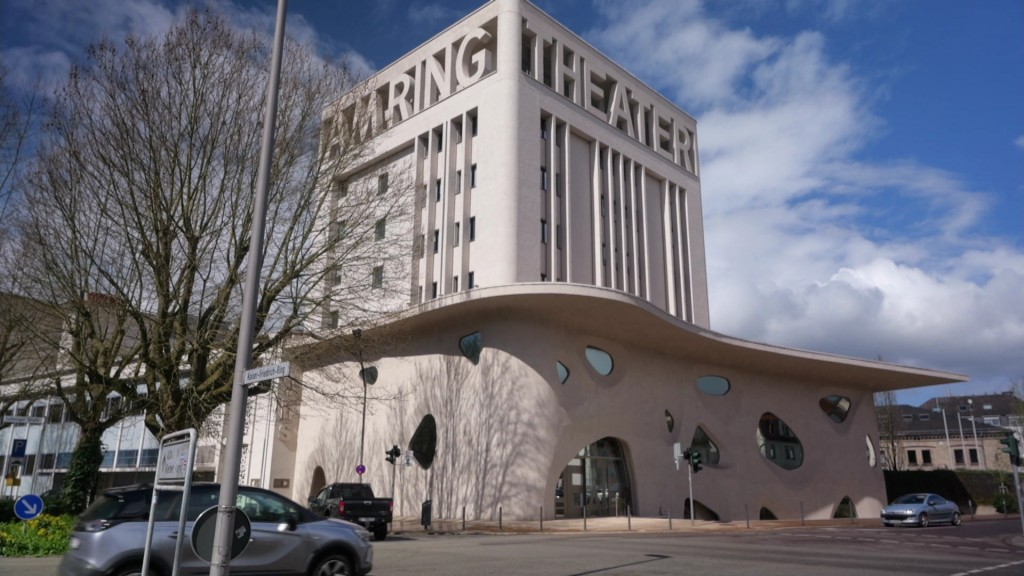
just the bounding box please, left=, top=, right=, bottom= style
left=893, top=494, right=927, bottom=505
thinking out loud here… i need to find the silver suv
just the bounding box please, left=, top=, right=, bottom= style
left=58, top=483, right=373, bottom=576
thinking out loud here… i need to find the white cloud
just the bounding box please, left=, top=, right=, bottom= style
left=587, top=0, right=1024, bottom=399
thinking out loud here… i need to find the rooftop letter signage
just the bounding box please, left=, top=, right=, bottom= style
left=334, top=21, right=497, bottom=141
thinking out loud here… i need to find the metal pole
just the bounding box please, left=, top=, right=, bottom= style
left=354, top=329, right=367, bottom=479
left=209, top=2, right=287, bottom=574
left=956, top=410, right=967, bottom=468
left=688, top=462, right=694, bottom=526
left=942, top=409, right=953, bottom=468
left=1013, top=463, right=1024, bottom=536
left=969, top=400, right=984, bottom=469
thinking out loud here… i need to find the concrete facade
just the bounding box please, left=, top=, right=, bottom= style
left=281, top=0, right=965, bottom=523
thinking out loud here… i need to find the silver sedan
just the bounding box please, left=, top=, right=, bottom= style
left=881, top=493, right=962, bottom=527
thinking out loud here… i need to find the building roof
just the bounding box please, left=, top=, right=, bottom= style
left=917, top=392, right=1022, bottom=418
left=881, top=403, right=1009, bottom=438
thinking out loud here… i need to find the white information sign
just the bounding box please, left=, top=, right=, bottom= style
left=156, top=438, right=192, bottom=483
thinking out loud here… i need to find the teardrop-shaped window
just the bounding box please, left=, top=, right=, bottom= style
left=410, top=414, right=438, bottom=469
left=759, top=507, right=778, bottom=520
left=696, top=376, right=730, bottom=396
left=585, top=346, right=613, bottom=376
left=691, top=426, right=720, bottom=465
left=834, top=496, right=857, bottom=518
left=459, top=332, right=482, bottom=365
left=664, top=410, right=675, bottom=433
left=556, top=361, right=570, bottom=384
left=819, top=395, right=851, bottom=423
left=865, top=434, right=876, bottom=468
left=756, top=413, right=803, bottom=470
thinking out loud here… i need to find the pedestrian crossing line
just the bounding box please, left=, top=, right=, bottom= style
left=950, top=558, right=1024, bottom=576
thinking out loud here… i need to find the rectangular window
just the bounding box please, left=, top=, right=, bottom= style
left=333, top=179, right=348, bottom=198
left=907, top=450, right=918, bottom=465
left=453, top=275, right=459, bottom=292
left=24, top=454, right=36, bottom=475
left=471, top=164, right=477, bottom=188
left=902, top=414, right=914, bottom=422
left=435, top=179, right=442, bottom=202
left=41, top=453, right=56, bottom=470
left=56, top=452, right=73, bottom=469
left=953, top=448, right=964, bottom=465
left=116, top=449, right=138, bottom=468
left=469, top=217, right=476, bottom=241
left=48, top=403, right=64, bottom=423
left=372, top=266, right=384, bottom=289
left=556, top=224, right=563, bottom=249
left=436, top=130, right=443, bottom=152
left=541, top=166, right=548, bottom=190
left=378, top=173, right=388, bottom=195
left=541, top=118, right=548, bottom=140
left=468, top=271, right=475, bottom=288
left=456, top=170, right=462, bottom=194
left=140, top=449, right=158, bottom=467
left=433, top=229, right=440, bottom=253
left=470, top=114, right=478, bottom=136
left=375, top=218, right=386, bottom=240
left=455, top=121, right=463, bottom=143
left=922, top=450, right=932, bottom=465
left=969, top=448, right=979, bottom=465
left=31, top=404, right=45, bottom=418
left=541, top=219, right=548, bottom=244
left=454, top=222, right=460, bottom=247
left=431, top=281, right=438, bottom=299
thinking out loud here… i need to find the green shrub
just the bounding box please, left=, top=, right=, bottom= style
left=0, top=514, right=74, bottom=557
left=0, top=500, right=14, bottom=524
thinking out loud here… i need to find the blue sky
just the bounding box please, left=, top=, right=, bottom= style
left=2, top=0, right=1022, bottom=406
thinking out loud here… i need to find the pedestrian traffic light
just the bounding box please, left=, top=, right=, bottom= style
left=999, top=434, right=1021, bottom=466
left=690, top=451, right=703, bottom=473
left=385, top=445, right=401, bottom=465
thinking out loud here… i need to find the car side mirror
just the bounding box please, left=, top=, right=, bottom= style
left=277, top=515, right=298, bottom=532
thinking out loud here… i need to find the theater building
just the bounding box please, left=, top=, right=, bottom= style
left=280, top=0, right=964, bottom=522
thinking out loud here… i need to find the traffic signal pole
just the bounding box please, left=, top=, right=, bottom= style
left=687, top=458, right=694, bottom=526
left=1014, top=462, right=1024, bottom=537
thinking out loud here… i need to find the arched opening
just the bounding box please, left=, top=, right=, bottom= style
left=759, top=506, right=778, bottom=520
left=834, top=496, right=857, bottom=518
left=555, top=437, right=632, bottom=519
left=684, top=498, right=720, bottom=521
left=309, top=466, right=327, bottom=500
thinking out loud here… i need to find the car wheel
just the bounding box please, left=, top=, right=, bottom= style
left=113, top=564, right=159, bottom=576
left=951, top=512, right=962, bottom=526
left=918, top=512, right=929, bottom=527
left=374, top=526, right=388, bottom=541
left=311, top=553, right=353, bottom=576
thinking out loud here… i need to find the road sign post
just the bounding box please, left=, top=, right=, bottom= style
left=14, top=494, right=44, bottom=520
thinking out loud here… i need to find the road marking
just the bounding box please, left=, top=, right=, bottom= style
left=950, top=558, right=1024, bottom=576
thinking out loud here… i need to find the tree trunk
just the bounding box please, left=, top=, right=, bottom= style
left=61, top=425, right=105, bottom=514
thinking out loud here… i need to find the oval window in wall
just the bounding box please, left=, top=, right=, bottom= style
left=664, top=410, right=675, bottom=433
left=696, top=376, right=730, bottom=396
left=459, top=332, right=483, bottom=365
left=819, top=395, right=852, bottom=423
left=410, top=414, right=438, bottom=469
left=756, top=413, right=803, bottom=470
left=585, top=346, right=613, bottom=376
left=556, top=361, right=570, bottom=385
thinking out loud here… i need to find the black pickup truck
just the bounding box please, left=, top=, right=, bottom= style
left=308, top=482, right=393, bottom=540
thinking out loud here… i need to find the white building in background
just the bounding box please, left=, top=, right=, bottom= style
left=275, top=0, right=965, bottom=524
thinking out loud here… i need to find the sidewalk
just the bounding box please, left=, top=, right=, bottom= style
left=391, top=512, right=1024, bottom=548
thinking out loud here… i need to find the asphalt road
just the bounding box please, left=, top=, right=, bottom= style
left=5, top=517, right=1022, bottom=576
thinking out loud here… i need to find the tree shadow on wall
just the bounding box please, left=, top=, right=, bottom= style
left=394, top=352, right=548, bottom=520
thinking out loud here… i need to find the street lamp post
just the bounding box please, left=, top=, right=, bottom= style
left=969, top=399, right=984, bottom=469
left=353, top=329, right=377, bottom=480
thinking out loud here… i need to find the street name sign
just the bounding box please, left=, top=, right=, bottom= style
left=243, top=362, right=290, bottom=386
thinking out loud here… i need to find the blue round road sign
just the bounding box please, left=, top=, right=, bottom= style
left=15, top=494, right=44, bottom=520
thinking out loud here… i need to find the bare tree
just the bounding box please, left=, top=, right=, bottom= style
left=874, top=390, right=905, bottom=471
left=9, top=9, right=412, bottom=511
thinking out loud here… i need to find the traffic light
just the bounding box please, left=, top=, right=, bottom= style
left=999, top=434, right=1021, bottom=466
left=385, top=445, right=401, bottom=465
left=690, top=450, right=703, bottom=473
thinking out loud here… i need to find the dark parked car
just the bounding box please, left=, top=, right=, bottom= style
left=308, top=483, right=393, bottom=540
left=881, top=493, right=962, bottom=527
left=58, top=483, right=373, bottom=576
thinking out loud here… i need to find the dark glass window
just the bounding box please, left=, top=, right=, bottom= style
left=696, top=376, right=730, bottom=396
left=756, top=413, right=803, bottom=470
left=459, top=332, right=483, bottom=365
left=410, top=415, right=438, bottom=469
left=585, top=346, right=613, bottom=376
left=556, top=361, right=569, bottom=384
left=819, top=395, right=852, bottom=423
